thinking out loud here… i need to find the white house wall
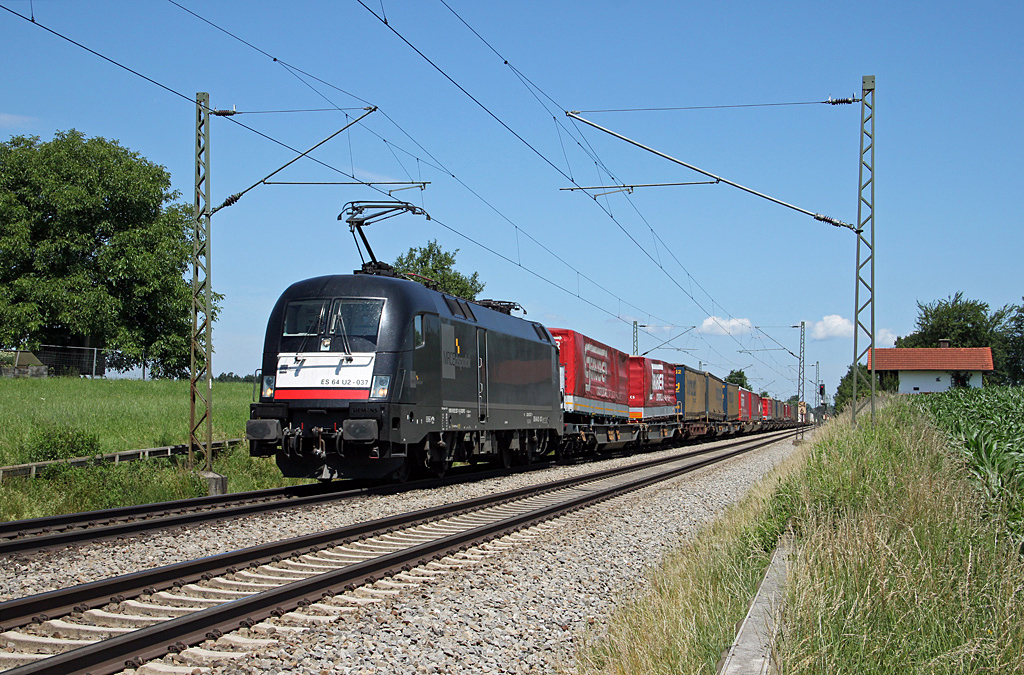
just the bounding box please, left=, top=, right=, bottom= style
left=898, top=370, right=983, bottom=394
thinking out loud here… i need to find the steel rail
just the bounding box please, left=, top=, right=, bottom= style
left=0, top=428, right=794, bottom=555
left=0, top=429, right=798, bottom=635
left=0, top=462, right=557, bottom=555
left=1, top=430, right=800, bottom=675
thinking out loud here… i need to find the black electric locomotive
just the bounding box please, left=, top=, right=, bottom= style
left=246, top=272, right=562, bottom=481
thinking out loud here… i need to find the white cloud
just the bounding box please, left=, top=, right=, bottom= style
left=876, top=328, right=898, bottom=346
left=809, top=315, right=898, bottom=345
left=698, top=316, right=753, bottom=336
left=0, top=113, right=36, bottom=129
left=810, top=315, right=854, bottom=340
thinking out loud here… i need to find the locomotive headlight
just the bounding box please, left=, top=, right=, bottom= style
left=261, top=376, right=276, bottom=400
left=369, top=375, right=391, bottom=400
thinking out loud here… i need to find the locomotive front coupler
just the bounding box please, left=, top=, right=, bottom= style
left=282, top=426, right=302, bottom=459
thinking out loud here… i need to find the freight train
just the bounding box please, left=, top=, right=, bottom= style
left=246, top=270, right=799, bottom=481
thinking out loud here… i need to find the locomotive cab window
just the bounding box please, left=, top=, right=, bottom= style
left=326, top=298, right=385, bottom=352
left=413, top=314, right=426, bottom=349
left=282, top=299, right=328, bottom=337
left=280, top=298, right=384, bottom=353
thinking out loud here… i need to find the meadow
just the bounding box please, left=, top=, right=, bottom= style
left=0, top=378, right=303, bottom=520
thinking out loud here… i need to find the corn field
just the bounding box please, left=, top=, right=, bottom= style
left=913, top=387, right=1024, bottom=541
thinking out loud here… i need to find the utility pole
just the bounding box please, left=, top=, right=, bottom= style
left=797, top=321, right=805, bottom=420
left=632, top=321, right=647, bottom=355
left=852, top=76, right=876, bottom=427
left=190, top=92, right=213, bottom=472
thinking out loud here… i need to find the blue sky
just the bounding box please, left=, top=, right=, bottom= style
left=2, top=0, right=1021, bottom=401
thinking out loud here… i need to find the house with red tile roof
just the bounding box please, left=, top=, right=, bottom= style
left=867, top=342, right=993, bottom=393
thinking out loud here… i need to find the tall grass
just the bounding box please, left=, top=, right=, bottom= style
left=783, top=397, right=1024, bottom=673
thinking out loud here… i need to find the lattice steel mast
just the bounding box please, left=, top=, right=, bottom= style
left=851, top=76, right=876, bottom=426
left=190, top=92, right=213, bottom=471
left=797, top=320, right=805, bottom=419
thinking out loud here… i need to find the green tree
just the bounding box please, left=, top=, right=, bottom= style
left=724, top=369, right=751, bottom=390
left=1004, top=299, right=1024, bottom=386
left=393, top=239, right=484, bottom=300
left=0, top=130, right=195, bottom=377
left=895, top=292, right=1011, bottom=384
left=833, top=363, right=898, bottom=411
left=834, top=363, right=871, bottom=412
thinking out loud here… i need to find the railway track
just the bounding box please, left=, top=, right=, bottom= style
left=0, top=462, right=553, bottom=557
left=0, top=429, right=794, bottom=557
left=0, top=428, right=799, bottom=675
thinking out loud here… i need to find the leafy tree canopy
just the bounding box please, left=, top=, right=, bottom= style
left=895, top=292, right=1013, bottom=384
left=833, top=363, right=898, bottom=412
left=1005, top=299, right=1024, bottom=386
left=393, top=239, right=484, bottom=300
left=0, top=130, right=195, bottom=377
left=724, top=369, right=750, bottom=390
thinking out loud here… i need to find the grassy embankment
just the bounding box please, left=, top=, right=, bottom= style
left=574, top=390, right=1024, bottom=675
left=0, top=378, right=305, bottom=521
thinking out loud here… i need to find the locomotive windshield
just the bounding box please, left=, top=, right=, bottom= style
left=280, top=298, right=384, bottom=353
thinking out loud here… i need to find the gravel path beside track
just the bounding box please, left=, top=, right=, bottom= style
left=1, top=433, right=805, bottom=674
left=202, top=435, right=802, bottom=675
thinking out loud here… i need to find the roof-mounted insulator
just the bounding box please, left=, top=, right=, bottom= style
left=475, top=299, right=525, bottom=315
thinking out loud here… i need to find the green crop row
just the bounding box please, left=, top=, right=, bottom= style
left=913, top=386, right=1024, bottom=541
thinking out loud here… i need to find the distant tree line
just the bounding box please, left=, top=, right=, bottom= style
left=215, top=372, right=256, bottom=383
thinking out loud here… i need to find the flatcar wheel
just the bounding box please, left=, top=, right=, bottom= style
left=390, top=456, right=412, bottom=483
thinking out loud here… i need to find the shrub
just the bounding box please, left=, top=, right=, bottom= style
left=24, top=426, right=101, bottom=463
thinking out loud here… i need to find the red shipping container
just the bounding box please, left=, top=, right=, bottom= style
left=550, top=328, right=629, bottom=419
left=738, top=389, right=750, bottom=422
left=762, top=396, right=774, bottom=420
left=628, top=356, right=677, bottom=419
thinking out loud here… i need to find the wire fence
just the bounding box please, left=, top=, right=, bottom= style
left=1, top=345, right=118, bottom=378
